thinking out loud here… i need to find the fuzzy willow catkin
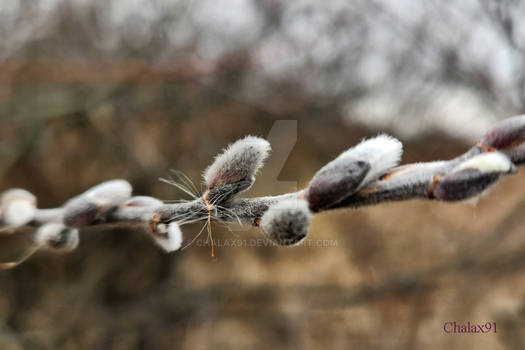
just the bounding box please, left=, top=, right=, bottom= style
left=260, top=198, right=312, bottom=246
left=0, top=189, right=37, bottom=227
left=34, top=222, right=79, bottom=252
left=203, top=136, right=271, bottom=205
left=305, top=135, right=402, bottom=211
left=432, top=152, right=515, bottom=201
left=63, top=179, right=132, bottom=227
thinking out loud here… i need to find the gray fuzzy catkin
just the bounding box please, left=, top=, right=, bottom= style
left=206, top=179, right=253, bottom=205
left=306, top=160, right=369, bottom=211
left=203, top=136, right=271, bottom=191
left=482, top=114, right=525, bottom=149
left=260, top=198, right=311, bottom=246
left=339, top=134, right=403, bottom=189
left=63, top=180, right=133, bottom=227
left=305, top=134, right=402, bottom=211
left=82, top=179, right=132, bottom=205
left=481, top=115, right=525, bottom=164
left=63, top=197, right=101, bottom=227
left=34, top=222, right=79, bottom=252
left=433, top=169, right=500, bottom=201
left=433, top=152, right=515, bottom=201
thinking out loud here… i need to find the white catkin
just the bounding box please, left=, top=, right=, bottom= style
left=452, top=152, right=514, bottom=174
left=203, top=136, right=271, bottom=190
left=62, top=180, right=133, bottom=227
left=0, top=189, right=37, bottom=226
left=123, top=196, right=163, bottom=207
left=337, top=134, right=403, bottom=189
left=83, top=179, right=132, bottom=205
left=152, top=222, right=183, bottom=252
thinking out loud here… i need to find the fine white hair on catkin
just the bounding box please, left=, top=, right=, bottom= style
left=203, top=136, right=271, bottom=190
left=452, top=152, right=514, bottom=174
left=123, top=196, right=163, bottom=207
left=260, top=198, right=311, bottom=246
left=337, top=134, right=403, bottom=189
left=83, top=179, right=132, bottom=205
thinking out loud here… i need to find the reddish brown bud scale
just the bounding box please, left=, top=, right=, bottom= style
left=427, top=175, right=439, bottom=199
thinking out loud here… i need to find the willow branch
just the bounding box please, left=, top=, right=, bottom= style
left=2, top=115, right=525, bottom=267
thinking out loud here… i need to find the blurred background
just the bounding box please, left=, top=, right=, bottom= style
left=1, top=0, right=525, bottom=349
